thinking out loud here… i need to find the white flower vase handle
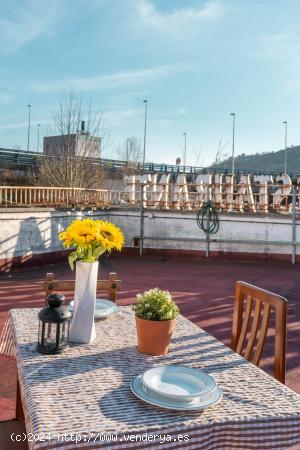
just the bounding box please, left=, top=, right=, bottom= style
left=69, top=261, right=98, bottom=344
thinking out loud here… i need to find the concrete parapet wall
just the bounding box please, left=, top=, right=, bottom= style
left=0, top=208, right=298, bottom=271
left=0, top=209, right=109, bottom=271
left=108, top=210, right=298, bottom=258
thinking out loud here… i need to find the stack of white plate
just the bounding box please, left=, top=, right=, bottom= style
left=131, top=365, right=222, bottom=411
left=68, top=299, right=121, bottom=320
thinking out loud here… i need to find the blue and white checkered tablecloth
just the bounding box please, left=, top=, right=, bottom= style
left=1, top=307, right=300, bottom=450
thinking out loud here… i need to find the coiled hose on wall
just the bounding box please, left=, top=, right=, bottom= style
left=196, top=201, right=219, bottom=235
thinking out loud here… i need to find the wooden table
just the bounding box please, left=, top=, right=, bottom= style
left=1, top=307, right=300, bottom=449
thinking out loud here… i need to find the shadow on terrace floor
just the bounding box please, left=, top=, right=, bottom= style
left=0, top=255, right=299, bottom=420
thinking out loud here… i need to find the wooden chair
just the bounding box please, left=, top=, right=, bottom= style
left=231, top=281, right=287, bottom=383
left=43, top=272, right=121, bottom=305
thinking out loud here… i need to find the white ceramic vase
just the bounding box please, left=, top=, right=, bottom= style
left=69, top=261, right=98, bottom=344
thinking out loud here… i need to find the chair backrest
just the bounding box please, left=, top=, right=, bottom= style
left=43, top=272, right=121, bottom=305
left=231, top=281, right=287, bottom=383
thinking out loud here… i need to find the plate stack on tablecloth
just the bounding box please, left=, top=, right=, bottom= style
left=131, top=365, right=222, bottom=411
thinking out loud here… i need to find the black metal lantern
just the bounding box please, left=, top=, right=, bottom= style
left=37, top=294, right=72, bottom=354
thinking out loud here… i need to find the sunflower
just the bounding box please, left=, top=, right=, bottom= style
left=96, top=221, right=124, bottom=251
left=59, top=218, right=124, bottom=269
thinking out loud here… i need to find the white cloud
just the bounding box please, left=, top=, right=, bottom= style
left=172, top=107, right=187, bottom=116
left=260, top=32, right=300, bottom=91
left=102, top=105, right=188, bottom=130
left=102, top=108, right=141, bottom=127
left=0, top=0, right=59, bottom=54
left=31, top=63, right=189, bottom=92
left=260, top=32, right=300, bottom=59
left=134, top=0, right=224, bottom=31
left=0, top=119, right=47, bottom=131
left=0, top=94, right=13, bottom=105
left=0, top=121, right=29, bottom=131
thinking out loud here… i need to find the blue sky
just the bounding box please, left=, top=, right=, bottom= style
left=1, top=0, right=300, bottom=166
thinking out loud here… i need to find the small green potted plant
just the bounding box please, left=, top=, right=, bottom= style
left=134, top=288, right=180, bottom=356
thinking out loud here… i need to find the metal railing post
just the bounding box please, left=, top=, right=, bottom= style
left=292, top=185, right=297, bottom=264
left=139, top=183, right=145, bottom=256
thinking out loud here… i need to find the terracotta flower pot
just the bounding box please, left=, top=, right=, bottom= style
left=135, top=316, right=176, bottom=356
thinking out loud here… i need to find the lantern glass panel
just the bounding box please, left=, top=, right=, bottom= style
left=59, top=322, right=69, bottom=346
left=44, top=322, right=58, bottom=350
left=38, top=321, right=42, bottom=344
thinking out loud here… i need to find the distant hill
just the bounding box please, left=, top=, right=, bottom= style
left=210, top=145, right=300, bottom=174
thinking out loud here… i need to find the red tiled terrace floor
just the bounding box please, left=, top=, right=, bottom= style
left=0, top=255, right=299, bottom=421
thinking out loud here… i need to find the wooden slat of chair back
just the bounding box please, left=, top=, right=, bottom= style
left=231, top=281, right=287, bottom=384
left=43, top=272, right=121, bottom=304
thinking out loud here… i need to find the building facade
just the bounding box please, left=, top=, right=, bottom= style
left=43, top=126, right=101, bottom=158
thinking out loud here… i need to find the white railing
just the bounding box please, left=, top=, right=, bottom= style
left=123, top=182, right=299, bottom=214
left=0, top=186, right=123, bottom=208
left=0, top=183, right=299, bottom=213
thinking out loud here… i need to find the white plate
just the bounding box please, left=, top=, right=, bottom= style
left=131, top=375, right=222, bottom=411
left=142, top=366, right=216, bottom=402
left=68, top=299, right=121, bottom=319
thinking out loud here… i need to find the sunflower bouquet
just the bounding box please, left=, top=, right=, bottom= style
left=59, top=218, right=124, bottom=270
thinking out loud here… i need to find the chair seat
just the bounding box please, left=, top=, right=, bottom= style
left=0, top=420, right=28, bottom=450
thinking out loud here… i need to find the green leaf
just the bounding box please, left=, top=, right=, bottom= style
left=93, top=246, right=105, bottom=260
left=87, top=245, right=93, bottom=262
left=68, top=251, right=78, bottom=271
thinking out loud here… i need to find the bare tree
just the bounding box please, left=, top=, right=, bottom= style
left=193, top=147, right=203, bottom=167
left=0, top=166, right=19, bottom=185
left=116, top=136, right=142, bottom=177
left=117, top=137, right=142, bottom=163
left=30, top=94, right=107, bottom=188
left=214, top=137, right=230, bottom=165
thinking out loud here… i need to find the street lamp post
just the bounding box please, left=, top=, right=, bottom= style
left=142, top=100, right=148, bottom=175
left=283, top=121, right=288, bottom=173
left=230, top=113, right=236, bottom=177
left=183, top=132, right=187, bottom=167
left=140, top=100, right=148, bottom=257
left=27, top=105, right=31, bottom=152
left=37, top=124, right=41, bottom=152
